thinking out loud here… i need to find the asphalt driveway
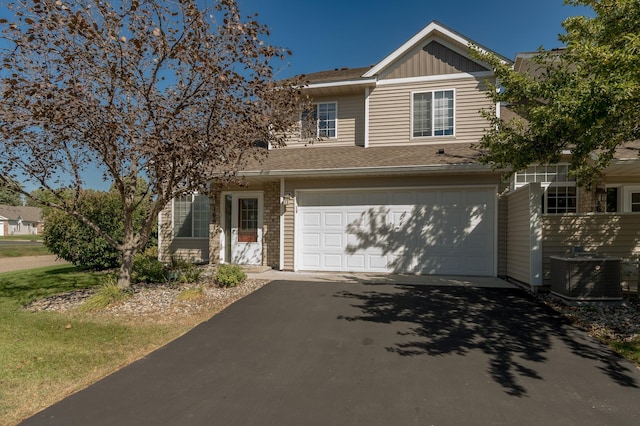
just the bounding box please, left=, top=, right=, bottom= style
left=22, top=280, right=640, bottom=425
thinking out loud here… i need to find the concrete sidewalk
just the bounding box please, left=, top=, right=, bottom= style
left=246, top=268, right=515, bottom=288
left=0, top=255, right=69, bottom=274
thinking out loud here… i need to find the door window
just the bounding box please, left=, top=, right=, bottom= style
left=238, top=198, right=259, bottom=242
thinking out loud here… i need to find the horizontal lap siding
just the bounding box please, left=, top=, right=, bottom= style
left=507, top=186, right=532, bottom=284
left=285, top=94, right=365, bottom=147
left=368, top=77, right=492, bottom=146
left=542, top=214, right=640, bottom=285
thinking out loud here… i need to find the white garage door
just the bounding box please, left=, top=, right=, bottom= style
left=297, top=187, right=495, bottom=276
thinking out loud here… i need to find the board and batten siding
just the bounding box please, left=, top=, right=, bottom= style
left=285, top=94, right=365, bottom=147
left=381, top=41, right=488, bottom=80
left=367, top=77, right=493, bottom=146
left=542, top=214, right=640, bottom=286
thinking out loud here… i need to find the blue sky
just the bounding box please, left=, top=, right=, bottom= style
left=5, top=0, right=594, bottom=192
left=236, top=0, right=593, bottom=79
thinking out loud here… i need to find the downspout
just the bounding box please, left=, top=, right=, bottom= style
left=157, top=211, right=162, bottom=262
left=364, top=87, right=370, bottom=147
left=279, top=177, right=285, bottom=271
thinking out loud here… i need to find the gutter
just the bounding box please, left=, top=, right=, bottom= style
left=240, top=163, right=498, bottom=178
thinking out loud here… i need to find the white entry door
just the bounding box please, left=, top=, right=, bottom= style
left=225, top=192, right=263, bottom=265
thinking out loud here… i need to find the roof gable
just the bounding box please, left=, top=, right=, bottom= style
left=0, top=205, right=43, bottom=222
left=381, top=40, right=490, bottom=80
left=363, top=21, right=510, bottom=79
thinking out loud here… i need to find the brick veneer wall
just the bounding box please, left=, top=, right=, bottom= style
left=263, top=182, right=281, bottom=269
left=578, top=186, right=596, bottom=213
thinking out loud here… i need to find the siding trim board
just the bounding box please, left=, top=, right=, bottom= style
left=376, top=71, right=493, bottom=86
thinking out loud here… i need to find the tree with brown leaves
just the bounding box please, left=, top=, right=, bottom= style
left=0, top=0, right=306, bottom=287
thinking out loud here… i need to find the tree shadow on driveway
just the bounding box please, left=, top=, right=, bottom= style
left=336, top=285, right=638, bottom=397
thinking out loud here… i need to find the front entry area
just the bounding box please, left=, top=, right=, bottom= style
left=296, top=187, right=496, bottom=276
left=221, top=192, right=263, bottom=265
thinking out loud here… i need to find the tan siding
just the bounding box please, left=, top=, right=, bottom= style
left=384, top=41, right=489, bottom=80
left=506, top=186, right=533, bottom=284
left=284, top=94, right=365, bottom=147
left=368, top=77, right=493, bottom=146
left=542, top=214, right=640, bottom=286
left=497, top=191, right=508, bottom=277
left=283, top=200, right=295, bottom=270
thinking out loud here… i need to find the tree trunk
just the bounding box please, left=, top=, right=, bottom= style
left=117, top=247, right=135, bottom=289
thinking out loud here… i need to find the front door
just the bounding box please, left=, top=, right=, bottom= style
left=224, top=192, right=263, bottom=265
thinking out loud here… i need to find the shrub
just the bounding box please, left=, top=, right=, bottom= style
left=167, top=256, right=202, bottom=284
left=177, top=285, right=204, bottom=301
left=131, top=253, right=167, bottom=284
left=80, top=280, right=131, bottom=311
left=42, top=187, right=157, bottom=270
left=215, top=264, right=247, bottom=288
left=178, top=264, right=202, bottom=283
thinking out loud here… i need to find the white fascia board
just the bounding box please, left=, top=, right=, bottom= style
left=241, top=163, right=496, bottom=178
left=376, top=70, right=493, bottom=86
left=305, top=78, right=376, bottom=90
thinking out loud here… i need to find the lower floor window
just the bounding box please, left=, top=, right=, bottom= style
left=545, top=186, right=577, bottom=214
left=631, top=192, right=640, bottom=212
left=174, top=194, right=210, bottom=238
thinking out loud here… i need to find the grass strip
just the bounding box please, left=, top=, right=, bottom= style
left=0, top=265, right=194, bottom=424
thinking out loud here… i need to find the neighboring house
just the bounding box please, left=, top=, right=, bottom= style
left=159, top=21, right=640, bottom=289
left=0, top=205, right=44, bottom=236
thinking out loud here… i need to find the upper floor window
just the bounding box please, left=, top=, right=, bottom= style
left=512, top=165, right=577, bottom=214
left=412, top=90, right=454, bottom=138
left=301, top=102, right=337, bottom=139
left=174, top=194, right=210, bottom=238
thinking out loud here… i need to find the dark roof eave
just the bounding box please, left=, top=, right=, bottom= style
left=240, top=163, right=499, bottom=178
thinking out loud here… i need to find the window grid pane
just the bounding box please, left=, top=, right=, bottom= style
left=193, top=195, right=210, bottom=238
left=174, top=194, right=210, bottom=238
left=433, top=90, right=454, bottom=136
left=317, top=103, right=336, bottom=138
left=413, top=92, right=432, bottom=137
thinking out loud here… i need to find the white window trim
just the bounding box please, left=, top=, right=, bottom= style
left=172, top=194, right=210, bottom=239
left=511, top=165, right=578, bottom=214
left=542, top=182, right=578, bottom=214
left=300, top=101, right=338, bottom=140
left=623, top=185, right=640, bottom=213
left=410, top=88, right=456, bottom=139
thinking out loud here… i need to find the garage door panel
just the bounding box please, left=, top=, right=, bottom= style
left=302, top=232, right=321, bottom=247
left=323, top=254, right=342, bottom=269
left=302, top=253, right=321, bottom=269
left=323, top=212, right=344, bottom=227
left=298, top=188, right=495, bottom=276
left=323, top=233, right=343, bottom=248
left=302, top=212, right=321, bottom=227
left=346, top=254, right=365, bottom=269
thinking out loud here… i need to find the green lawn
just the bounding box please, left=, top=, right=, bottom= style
left=0, top=244, right=51, bottom=258
left=0, top=235, right=43, bottom=241
left=0, top=266, right=194, bottom=425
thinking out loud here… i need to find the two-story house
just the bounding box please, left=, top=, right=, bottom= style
left=159, top=22, right=640, bottom=290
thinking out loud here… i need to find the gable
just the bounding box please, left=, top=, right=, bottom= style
left=381, top=41, right=489, bottom=80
